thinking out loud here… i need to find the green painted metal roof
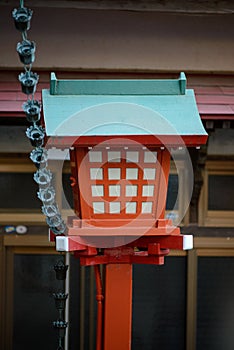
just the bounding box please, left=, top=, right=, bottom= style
left=42, top=72, right=207, bottom=146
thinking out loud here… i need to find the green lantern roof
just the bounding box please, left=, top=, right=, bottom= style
left=42, top=72, right=207, bottom=147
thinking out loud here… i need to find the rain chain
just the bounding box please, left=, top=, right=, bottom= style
left=12, top=2, right=68, bottom=349
left=53, top=259, right=69, bottom=350
left=12, top=1, right=66, bottom=236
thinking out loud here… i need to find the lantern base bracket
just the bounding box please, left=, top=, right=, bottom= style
left=51, top=218, right=193, bottom=266
left=53, top=220, right=193, bottom=266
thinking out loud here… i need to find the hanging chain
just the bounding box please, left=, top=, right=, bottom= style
left=12, top=2, right=68, bottom=350
left=12, top=2, right=67, bottom=236
left=53, top=258, right=69, bottom=350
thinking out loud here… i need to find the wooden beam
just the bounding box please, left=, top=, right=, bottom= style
left=2, top=0, right=234, bottom=14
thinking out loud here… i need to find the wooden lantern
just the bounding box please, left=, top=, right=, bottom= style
left=42, top=72, right=207, bottom=350
left=42, top=72, right=207, bottom=261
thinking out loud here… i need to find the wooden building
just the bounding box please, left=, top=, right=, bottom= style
left=0, top=1, right=234, bottom=349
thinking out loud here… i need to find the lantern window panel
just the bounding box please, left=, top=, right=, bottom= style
left=126, top=168, right=138, bottom=180
left=125, top=202, right=137, bottom=214
left=90, top=168, right=103, bottom=180
left=107, top=151, right=121, bottom=163
left=142, top=201, right=153, bottom=213
left=126, top=151, right=139, bottom=163
left=109, top=201, right=121, bottom=214
left=143, top=168, right=156, bottom=180
left=108, top=168, right=121, bottom=180
left=89, top=151, right=102, bottom=163
left=144, top=151, right=157, bottom=163
left=109, top=185, right=121, bottom=197
left=93, top=201, right=105, bottom=214
left=125, top=185, right=138, bottom=197
left=91, top=185, right=104, bottom=197
left=142, top=185, right=154, bottom=197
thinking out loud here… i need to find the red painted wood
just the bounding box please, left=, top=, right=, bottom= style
left=201, top=114, right=234, bottom=120
left=193, top=86, right=223, bottom=94
left=0, top=92, right=41, bottom=101
left=103, top=264, right=132, bottom=350
left=67, top=225, right=180, bottom=237
left=220, top=87, right=234, bottom=94
left=45, top=134, right=208, bottom=147
left=0, top=113, right=25, bottom=118
left=0, top=101, right=24, bottom=111
left=0, top=82, right=233, bottom=120
left=198, top=104, right=234, bottom=114
left=196, top=95, right=234, bottom=104
left=0, top=92, right=26, bottom=101
left=71, top=147, right=167, bottom=221
left=63, top=231, right=186, bottom=265
left=0, top=82, right=49, bottom=91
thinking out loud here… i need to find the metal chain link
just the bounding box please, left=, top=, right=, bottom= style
left=12, top=2, right=67, bottom=235
left=12, top=5, right=69, bottom=350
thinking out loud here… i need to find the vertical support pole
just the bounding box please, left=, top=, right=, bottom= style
left=186, top=249, right=198, bottom=350
left=65, top=252, right=70, bottom=350
left=104, top=264, right=132, bottom=350
left=89, top=266, right=95, bottom=350
left=0, top=236, right=5, bottom=350
left=5, top=246, right=14, bottom=350
left=79, top=266, right=86, bottom=350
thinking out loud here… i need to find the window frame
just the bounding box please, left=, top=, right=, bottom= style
left=199, top=160, right=234, bottom=227
left=0, top=156, right=73, bottom=224
left=165, top=159, right=190, bottom=226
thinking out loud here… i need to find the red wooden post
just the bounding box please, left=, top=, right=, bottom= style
left=104, top=263, right=133, bottom=350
